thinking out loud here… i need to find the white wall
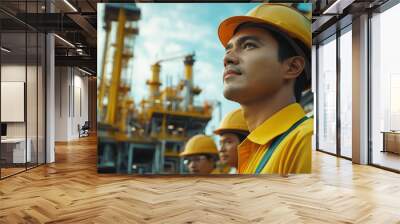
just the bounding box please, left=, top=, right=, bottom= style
left=54, top=67, right=89, bottom=141
left=1, top=63, right=46, bottom=164
left=72, top=72, right=89, bottom=138
left=1, top=65, right=33, bottom=138
left=55, top=66, right=69, bottom=141
left=1, top=65, right=26, bottom=142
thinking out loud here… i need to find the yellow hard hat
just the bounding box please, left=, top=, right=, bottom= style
left=218, top=3, right=311, bottom=49
left=214, top=108, right=248, bottom=135
left=180, top=134, right=218, bottom=157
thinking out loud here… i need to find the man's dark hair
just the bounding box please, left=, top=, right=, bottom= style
left=234, top=22, right=310, bottom=102
left=221, top=131, right=249, bottom=143
left=233, top=132, right=248, bottom=143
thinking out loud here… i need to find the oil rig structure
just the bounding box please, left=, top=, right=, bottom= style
left=97, top=4, right=213, bottom=174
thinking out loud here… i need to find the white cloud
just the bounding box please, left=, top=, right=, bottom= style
left=194, top=61, right=219, bottom=81
left=130, top=5, right=216, bottom=104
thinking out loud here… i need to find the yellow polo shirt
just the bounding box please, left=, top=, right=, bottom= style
left=238, top=103, right=313, bottom=175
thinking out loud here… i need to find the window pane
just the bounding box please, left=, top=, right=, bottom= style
left=318, top=36, right=337, bottom=154
left=371, top=3, right=400, bottom=171
left=340, top=29, right=352, bottom=158
left=27, top=31, right=38, bottom=169
left=1, top=31, right=27, bottom=177
left=38, top=32, right=45, bottom=165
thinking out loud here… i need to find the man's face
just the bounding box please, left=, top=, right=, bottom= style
left=223, top=26, right=285, bottom=104
left=219, top=133, right=240, bottom=168
left=184, top=155, right=215, bottom=175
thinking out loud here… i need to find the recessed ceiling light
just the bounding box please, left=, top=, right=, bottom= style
left=54, top=34, right=75, bottom=48
left=1, top=47, right=11, bottom=53
left=77, top=67, right=93, bottom=76
left=322, top=0, right=354, bottom=15
left=63, top=0, right=78, bottom=12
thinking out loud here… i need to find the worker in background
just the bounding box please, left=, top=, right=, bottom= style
left=180, top=134, right=219, bottom=175
left=214, top=108, right=249, bottom=174
left=218, top=3, right=313, bottom=175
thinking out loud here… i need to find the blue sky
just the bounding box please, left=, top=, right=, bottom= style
left=98, top=3, right=259, bottom=135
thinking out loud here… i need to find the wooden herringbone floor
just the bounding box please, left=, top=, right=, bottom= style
left=1, top=135, right=400, bottom=224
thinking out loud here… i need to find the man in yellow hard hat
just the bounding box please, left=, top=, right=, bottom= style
left=218, top=3, right=313, bottom=175
left=214, top=108, right=249, bottom=174
left=180, top=134, right=219, bottom=175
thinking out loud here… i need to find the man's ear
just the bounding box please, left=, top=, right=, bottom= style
left=282, top=56, right=305, bottom=80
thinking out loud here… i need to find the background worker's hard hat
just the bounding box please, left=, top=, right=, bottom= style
left=180, top=134, right=218, bottom=157
left=218, top=3, right=311, bottom=49
left=214, top=108, right=248, bottom=135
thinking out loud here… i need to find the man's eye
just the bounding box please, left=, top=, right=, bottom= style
left=243, top=42, right=256, bottom=49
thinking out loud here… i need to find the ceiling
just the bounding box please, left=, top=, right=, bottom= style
left=1, top=0, right=395, bottom=74
left=0, top=0, right=106, bottom=74
left=311, top=0, right=390, bottom=43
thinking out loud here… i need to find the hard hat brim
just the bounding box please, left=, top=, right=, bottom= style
left=213, top=128, right=249, bottom=135
left=180, top=151, right=218, bottom=157
left=218, top=15, right=311, bottom=49
left=179, top=151, right=189, bottom=157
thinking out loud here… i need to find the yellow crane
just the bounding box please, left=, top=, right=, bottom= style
left=145, top=53, right=200, bottom=112
left=146, top=53, right=195, bottom=102
left=104, top=8, right=126, bottom=126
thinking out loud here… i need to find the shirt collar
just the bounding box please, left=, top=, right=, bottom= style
left=246, top=103, right=306, bottom=145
